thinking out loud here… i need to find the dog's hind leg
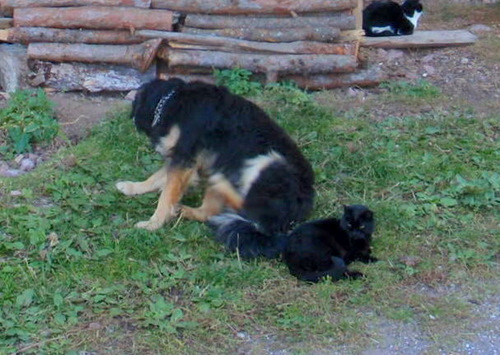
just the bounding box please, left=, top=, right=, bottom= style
left=181, top=174, right=243, bottom=222
left=116, top=167, right=168, bottom=196
left=135, top=167, right=194, bottom=231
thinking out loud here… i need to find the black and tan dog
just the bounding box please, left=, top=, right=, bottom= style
left=116, top=78, right=314, bottom=258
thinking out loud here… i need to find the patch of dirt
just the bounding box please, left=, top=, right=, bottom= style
left=316, top=1, right=500, bottom=121
left=50, top=92, right=129, bottom=142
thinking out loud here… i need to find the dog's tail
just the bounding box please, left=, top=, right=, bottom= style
left=208, top=213, right=288, bottom=259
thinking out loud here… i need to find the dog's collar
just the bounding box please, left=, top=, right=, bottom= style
left=151, top=90, right=176, bottom=127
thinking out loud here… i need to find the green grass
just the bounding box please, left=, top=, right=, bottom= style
left=1, top=82, right=499, bottom=354
left=378, top=79, right=442, bottom=107
left=0, top=89, right=59, bottom=156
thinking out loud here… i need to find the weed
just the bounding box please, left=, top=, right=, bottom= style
left=213, top=68, right=262, bottom=96
left=0, top=89, right=59, bottom=156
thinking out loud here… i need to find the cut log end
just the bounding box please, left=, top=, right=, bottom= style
left=0, top=29, right=9, bottom=41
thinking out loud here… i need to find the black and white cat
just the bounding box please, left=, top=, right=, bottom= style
left=363, top=0, right=423, bottom=37
left=283, top=205, right=378, bottom=283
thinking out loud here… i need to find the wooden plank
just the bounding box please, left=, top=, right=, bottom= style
left=362, top=30, right=477, bottom=49
left=354, top=0, right=363, bottom=30
left=0, top=17, right=12, bottom=29
left=136, top=30, right=357, bottom=55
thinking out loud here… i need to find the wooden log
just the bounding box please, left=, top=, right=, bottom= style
left=152, top=0, right=357, bottom=14
left=159, top=49, right=358, bottom=77
left=28, top=60, right=156, bottom=92
left=2, top=0, right=151, bottom=6
left=0, top=27, right=148, bottom=44
left=0, top=17, right=12, bottom=29
left=137, top=30, right=357, bottom=55
left=184, top=13, right=356, bottom=30
left=27, top=39, right=162, bottom=72
left=181, top=26, right=340, bottom=43
left=0, top=0, right=151, bottom=15
left=284, top=66, right=386, bottom=90
left=361, top=30, right=477, bottom=49
left=13, top=6, right=175, bottom=31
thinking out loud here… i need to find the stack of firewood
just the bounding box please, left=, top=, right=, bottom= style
left=150, top=0, right=379, bottom=87
left=0, top=0, right=385, bottom=91
left=0, top=0, right=177, bottom=91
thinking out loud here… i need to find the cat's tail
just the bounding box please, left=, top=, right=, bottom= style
left=289, top=257, right=364, bottom=283
left=207, top=213, right=288, bottom=259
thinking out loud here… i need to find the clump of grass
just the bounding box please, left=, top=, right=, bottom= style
left=0, top=89, right=59, bottom=156
left=380, top=79, right=441, bottom=99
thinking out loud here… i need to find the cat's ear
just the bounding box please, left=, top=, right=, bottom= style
left=363, top=210, right=374, bottom=219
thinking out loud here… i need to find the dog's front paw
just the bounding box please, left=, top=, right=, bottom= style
left=116, top=181, right=137, bottom=196
left=135, top=219, right=163, bottom=231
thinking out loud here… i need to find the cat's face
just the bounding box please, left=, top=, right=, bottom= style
left=340, top=205, right=375, bottom=241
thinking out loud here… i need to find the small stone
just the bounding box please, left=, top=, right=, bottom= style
left=460, top=57, right=470, bottom=65
left=236, top=331, right=248, bottom=339
left=423, top=65, right=436, bottom=76
left=29, top=73, right=46, bottom=87
left=10, top=190, right=22, bottom=196
left=1, top=169, right=23, bottom=177
left=20, top=158, right=35, bottom=171
left=88, top=322, right=102, bottom=330
left=14, top=154, right=24, bottom=164
left=399, top=255, right=421, bottom=267
left=422, top=54, right=435, bottom=63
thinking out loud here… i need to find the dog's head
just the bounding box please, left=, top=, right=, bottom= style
left=131, top=78, right=186, bottom=137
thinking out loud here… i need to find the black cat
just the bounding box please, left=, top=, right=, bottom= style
left=283, top=205, right=378, bottom=283
left=363, top=0, right=423, bottom=37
